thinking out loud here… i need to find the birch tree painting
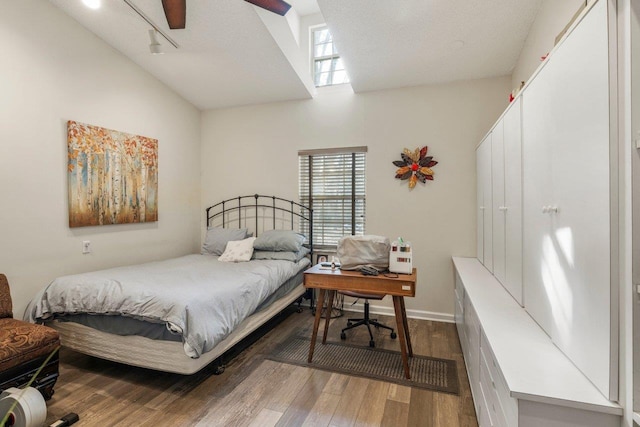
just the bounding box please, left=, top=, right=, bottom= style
left=67, top=121, right=158, bottom=227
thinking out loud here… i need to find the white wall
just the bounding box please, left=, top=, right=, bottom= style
left=511, top=0, right=587, bottom=90
left=201, top=77, right=511, bottom=319
left=0, top=1, right=201, bottom=318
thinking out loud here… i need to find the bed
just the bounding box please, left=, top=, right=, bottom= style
left=25, top=195, right=313, bottom=375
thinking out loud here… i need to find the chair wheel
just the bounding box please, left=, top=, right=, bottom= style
left=391, top=332, right=397, bottom=339
left=374, top=324, right=380, bottom=329
left=369, top=340, right=375, bottom=348
left=340, top=332, right=346, bottom=340
left=347, top=322, right=353, bottom=327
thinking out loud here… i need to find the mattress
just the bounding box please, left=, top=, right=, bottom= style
left=50, top=284, right=307, bottom=374
left=28, top=255, right=311, bottom=358
left=54, top=266, right=307, bottom=342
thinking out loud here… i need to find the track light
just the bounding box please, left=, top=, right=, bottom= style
left=148, top=29, right=164, bottom=55
left=124, top=0, right=180, bottom=50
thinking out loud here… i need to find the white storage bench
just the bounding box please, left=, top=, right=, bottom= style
left=453, top=257, right=622, bottom=427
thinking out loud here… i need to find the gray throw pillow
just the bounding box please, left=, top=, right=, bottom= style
left=252, top=247, right=310, bottom=262
left=201, top=227, right=249, bottom=256
left=253, top=230, right=306, bottom=252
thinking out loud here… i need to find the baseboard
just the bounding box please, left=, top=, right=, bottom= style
left=296, top=296, right=454, bottom=323
left=342, top=302, right=454, bottom=323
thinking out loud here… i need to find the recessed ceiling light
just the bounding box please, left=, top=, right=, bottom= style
left=82, top=0, right=101, bottom=10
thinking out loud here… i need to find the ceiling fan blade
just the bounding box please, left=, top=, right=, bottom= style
left=245, top=0, right=292, bottom=16
left=161, top=0, right=186, bottom=29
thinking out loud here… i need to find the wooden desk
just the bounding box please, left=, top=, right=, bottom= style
left=303, top=265, right=417, bottom=379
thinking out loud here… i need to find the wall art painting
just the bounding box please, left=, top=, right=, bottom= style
left=67, top=120, right=158, bottom=227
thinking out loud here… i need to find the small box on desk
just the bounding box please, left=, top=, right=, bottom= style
left=389, top=249, right=412, bottom=274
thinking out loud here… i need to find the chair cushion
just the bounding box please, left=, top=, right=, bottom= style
left=0, top=318, right=60, bottom=371
left=0, top=274, right=12, bottom=318
left=338, top=290, right=385, bottom=300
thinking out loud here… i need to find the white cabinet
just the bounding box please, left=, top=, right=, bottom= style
left=491, top=121, right=505, bottom=286
left=477, top=135, right=493, bottom=272
left=453, top=257, right=622, bottom=427
left=521, top=0, right=614, bottom=399
left=502, top=100, right=523, bottom=305
left=464, top=295, right=481, bottom=409
left=491, top=98, right=523, bottom=305
left=454, top=272, right=465, bottom=342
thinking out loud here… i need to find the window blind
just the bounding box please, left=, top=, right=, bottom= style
left=299, top=148, right=366, bottom=248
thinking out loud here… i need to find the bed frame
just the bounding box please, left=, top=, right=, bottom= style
left=48, top=195, right=313, bottom=375
left=206, top=194, right=313, bottom=250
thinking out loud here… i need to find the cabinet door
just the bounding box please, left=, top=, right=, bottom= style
left=546, top=0, right=611, bottom=399
left=522, top=75, right=556, bottom=338
left=492, top=120, right=506, bottom=285
left=477, top=136, right=493, bottom=272
left=522, top=0, right=613, bottom=399
left=503, top=98, right=523, bottom=305
left=477, top=143, right=484, bottom=264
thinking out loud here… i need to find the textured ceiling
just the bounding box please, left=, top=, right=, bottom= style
left=49, top=0, right=542, bottom=110
left=49, top=0, right=315, bottom=110
left=317, top=0, right=543, bottom=93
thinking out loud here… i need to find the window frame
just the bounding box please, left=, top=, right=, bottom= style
left=309, top=24, right=349, bottom=88
left=299, top=146, right=367, bottom=250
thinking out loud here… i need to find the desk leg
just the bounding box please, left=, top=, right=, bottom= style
left=399, top=296, right=413, bottom=357
left=308, top=288, right=326, bottom=363
left=322, top=290, right=335, bottom=344
left=393, top=296, right=411, bottom=379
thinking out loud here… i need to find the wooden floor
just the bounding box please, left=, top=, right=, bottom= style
left=44, top=307, right=478, bottom=426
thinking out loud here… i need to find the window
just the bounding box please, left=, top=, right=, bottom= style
left=311, top=26, right=349, bottom=87
left=299, top=147, right=366, bottom=248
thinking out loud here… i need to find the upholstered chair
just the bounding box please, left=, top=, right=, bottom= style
left=0, top=274, right=60, bottom=399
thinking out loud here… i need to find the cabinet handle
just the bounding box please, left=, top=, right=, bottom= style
left=542, top=206, right=549, bottom=213
left=549, top=206, right=559, bottom=213
left=498, top=206, right=507, bottom=211
left=480, top=206, right=485, bottom=210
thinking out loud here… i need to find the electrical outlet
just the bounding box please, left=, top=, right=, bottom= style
left=82, top=240, right=91, bottom=254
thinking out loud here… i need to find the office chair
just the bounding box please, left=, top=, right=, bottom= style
left=338, top=290, right=397, bottom=347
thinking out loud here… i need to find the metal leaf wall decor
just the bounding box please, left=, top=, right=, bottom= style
left=392, top=146, right=438, bottom=189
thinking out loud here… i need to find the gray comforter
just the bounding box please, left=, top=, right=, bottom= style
left=26, top=255, right=310, bottom=358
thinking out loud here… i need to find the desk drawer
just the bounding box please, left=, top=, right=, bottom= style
left=304, top=275, right=414, bottom=296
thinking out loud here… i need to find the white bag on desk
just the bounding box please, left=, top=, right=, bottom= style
left=337, top=235, right=391, bottom=270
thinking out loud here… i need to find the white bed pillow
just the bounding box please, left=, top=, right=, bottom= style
left=218, top=237, right=256, bottom=262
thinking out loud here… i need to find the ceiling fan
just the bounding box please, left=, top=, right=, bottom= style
left=160, top=0, right=292, bottom=30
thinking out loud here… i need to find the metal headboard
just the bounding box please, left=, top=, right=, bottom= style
left=205, top=194, right=313, bottom=254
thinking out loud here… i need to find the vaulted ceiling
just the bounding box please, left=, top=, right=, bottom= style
left=50, top=0, right=542, bottom=110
